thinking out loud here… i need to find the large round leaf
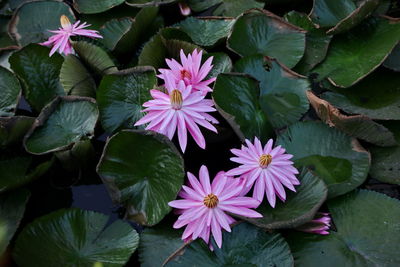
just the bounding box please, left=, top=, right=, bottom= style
left=96, top=130, right=185, bottom=226
left=9, top=44, right=65, bottom=112
left=212, top=73, right=273, bottom=141
left=312, top=17, right=400, bottom=88
left=0, top=66, right=21, bottom=116
left=0, top=116, right=34, bottom=149
left=165, top=223, right=293, bottom=266
left=227, top=9, right=306, bottom=68
left=97, top=67, right=157, bottom=133
left=240, top=169, right=328, bottom=229
left=277, top=121, right=370, bottom=198
left=13, top=208, right=139, bottom=267
left=24, top=96, right=99, bottom=155
left=212, top=0, right=264, bottom=17
left=286, top=190, right=400, bottom=266
left=73, top=0, right=125, bottom=14
left=9, top=1, right=75, bottom=46
left=99, top=17, right=133, bottom=51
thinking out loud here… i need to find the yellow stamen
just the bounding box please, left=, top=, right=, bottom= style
left=170, top=89, right=183, bottom=110
left=203, top=193, right=219, bottom=208
left=180, top=69, right=191, bottom=79
left=60, top=15, right=71, bottom=28
left=259, top=154, right=272, bottom=168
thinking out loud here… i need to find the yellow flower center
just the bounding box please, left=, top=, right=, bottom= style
left=259, top=154, right=272, bottom=168
left=180, top=69, right=191, bottom=80
left=203, top=193, right=219, bottom=208
left=170, top=89, right=183, bottom=110
left=60, top=15, right=71, bottom=28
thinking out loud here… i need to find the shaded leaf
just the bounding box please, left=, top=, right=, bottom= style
left=125, top=0, right=177, bottom=7
left=383, top=43, right=400, bottom=72
left=212, top=0, right=264, bottom=17
left=0, top=66, right=21, bottom=116
left=0, top=116, right=34, bottom=148
left=99, top=17, right=133, bottom=50
left=73, top=0, right=125, bottom=14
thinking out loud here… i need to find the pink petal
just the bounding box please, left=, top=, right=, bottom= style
left=199, top=165, right=211, bottom=194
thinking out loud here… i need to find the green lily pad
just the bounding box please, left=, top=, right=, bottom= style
left=286, top=190, right=400, bottom=266
left=240, top=169, right=328, bottom=230
left=125, top=0, right=176, bottom=7
left=179, top=17, right=235, bottom=47
left=227, top=9, right=306, bottom=68
left=0, top=16, right=18, bottom=51
left=97, top=130, right=184, bottom=226
left=9, top=1, right=75, bottom=46
left=99, top=17, right=133, bottom=51
left=187, top=0, right=221, bottom=12
left=13, top=208, right=139, bottom=267
left=277, top=121, right=370, bottom=198
left=212, top=73, right=273, bottom=141
left=9, top=44, right=65, bottom=112
left=312, top=17, right=400, bottom=88
left=0, top=66, right=21, bottom=116
left=321, top=69, right=400, bottom=120
left=97, top=67, right=157, bottom=133
left=383, top=43, right=400, bottom=71
left=60, top=55, right=96, bottom=98
left=212, top=0, right=264, bottom=17
left=73, top=0, right=125, bottom=14
left=24, top=96, right=99, bottom=155
left=235, top=56, right=310, bottom=128
left=0, top=116, right=34, bottom=148
left=204, top=52, right=232, bottom=80
left=0, top=189, right=30, bottom=255
left=165, top=223, right=293, bottom=266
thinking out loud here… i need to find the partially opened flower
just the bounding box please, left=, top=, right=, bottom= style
left=158, top=49, right=216, bottom=95
left=40, top=15, right=102, bottom=56
left=226, top=137, right=299, bottom=208
left=169, top=166, right=262, bottom=248
left=134, top=71, right=218, bottom=152
left=296, top=212, right=331, bottom=235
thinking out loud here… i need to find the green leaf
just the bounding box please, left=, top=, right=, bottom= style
left=99, top=17, right=133, bottom=50
left=212, top=0, right=264, bottom=17
left=73, top=0, right=125, bottom=14
left=9, top=1, right=75, bottom=46
left=187, top=0, right=221, bottom=12
left=97, top=67, right=157, bottom=133
left=0, top=189, right=30, bottom=255
left=165, top=223, right=293, bottom=266
left=9, top=44, right=65, bottom=112
left=24, top=96, right=99, bottom=155
left=0, top=16, right=17, bottom=51
left=125, top=0, right=177, bottom=7
left=97, top=130, right=185, bottom=226
left=286, top=190, right=400, bottom=266
left=60, top=55, right=96, bottom=98
left=240, top=169, right=328, bottom=229
left=0, top=66, right=21, bottom=116
left=235, top=56, right=310, bottom=128
left=383, top=43, right=400, bottom=72
left=312, top=17, right=400, bottom=88
left=227, top=9, right=306, bottom=68
left=212, top=73, right=273, bottom=141
left=277, top=121, right=370, bottom=198
left=204, top=52, right=232, bottom=80
left=179, top=17, right=235, bottom=47
left=0, top=116, right=34, bottom=149
left=13, top=208, right=139, bottom=267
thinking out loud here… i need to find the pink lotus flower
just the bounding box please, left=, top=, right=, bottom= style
left=40, top=15, right=102, bottom=56
left=134, top=71, right=218, bottom=152
left=158, top=49, right=216, bottom=95
left=169, top=166, right=262, bottom=248
left=226, top=137, right=300, bottom=208
left=296, top=212, right=331, bottom=235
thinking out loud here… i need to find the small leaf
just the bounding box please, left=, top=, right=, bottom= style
left=0, top=66, right=21, bottom=116
left=73, top=0, right=125, bottom=14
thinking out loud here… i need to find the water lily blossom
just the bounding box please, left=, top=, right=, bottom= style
left=169, top=166, right=262, bottom=248
left=158, top=49, right=216, bottom=95
left=226, top=137, right=299, bottom=208
left=296, top=212, right=331, bottom=235
left=40, top=15, right=102, bottom=56
left=134, top=72, right=218, bottom=152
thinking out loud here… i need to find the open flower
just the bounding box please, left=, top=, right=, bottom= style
left=158, top=49, right=216, bottom=95
left=296, top=212, right=331, bottom=235
left=226, top=137, right=299, bottom=208
left=169, top=166, right=262, bottom=249
left=40, top=15, right=102, bottom=56
left=134, top=71, right=218, bottom=152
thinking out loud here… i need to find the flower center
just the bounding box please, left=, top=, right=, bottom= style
left=259, top=154, right=272, bottom=168
left=180, top=69, right=191, bottom=80
left=203, top=193, right=219, bottom=208
left=170, top=89, right=183, bottom=110
left=60, top=15, right=72, bottom=29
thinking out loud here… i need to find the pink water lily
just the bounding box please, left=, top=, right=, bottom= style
left=226, top=137, right=300, bottom=208
left=134, top=71, right=218, bottom=152
left=169, top=166, right=262, bottom=249
left=296, top=212, right=331, bottom=235
left=158, top=49, right=216, bottom=95
left=40, top=15, right=102, bottom=56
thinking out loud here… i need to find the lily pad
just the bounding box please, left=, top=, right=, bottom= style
left=24, top=96, right=99, bottom=155
left=187, top=0, right=221, bottom=12
left=13, top=208, right=139, bottom=267
left=99, top=17, right=133, bottom=51
left=0, top=116, right=34, bottom=148
left=383, top=43, right=400, bottom=71
left=312, top=17, right=400, bottom=88
left=165, top=223, right=293, bottom=266
left=212, top=73, right=273, bottom=141
left=9, top=1, right=75, bottom=46
left=97, top=67, right=157, bottom=133
left=277, top=121, right=370, bottom=198
left=73, top=0, right=125, bottom=14
left=0, top=16, right=18, bottom=51
left=0, top=66, right=21, bottom=116
left=125, top=0, right=177, bottom=7
left=0, top=189, right=30, bottom=255
left=96, top=130, right=185, bottom=226
left=9, top=44, right=65, bottom=112
left=204, top=52, right=232, bottom=80
left=212, top=0, right=264, bottom=17
left=227, top=9, right=306, bottom=68
left=286, top=190, right=400, bottom=266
